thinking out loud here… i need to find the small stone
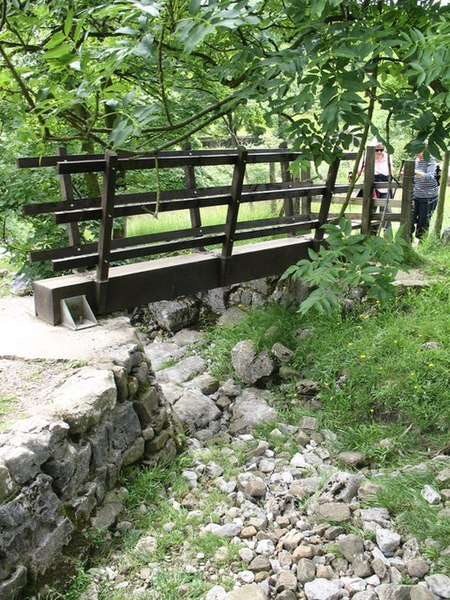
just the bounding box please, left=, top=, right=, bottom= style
left=135, top=535, right=157, bottom=553
left=300, top=416, right=318, bottom=431
left=410, top=585, right=439, bottom=600
left=316, top=565, right=334, bottom=579
left=338, top=451, right=365, bottom=467
left=324, top=526, right=344, bottom=540
left=283, top=532, right=303, bottom=552
left=225, top=583, right=268, bottom=600
left=276, top=591, right=297, bottom=600
left=376, top=527, right=401, bottom=556
left=292, top=545, right=315, bottom=560
left=425, top=574, right=450, bottom=598
left=255, top=539, right=275, bottom=555
left=249, top=555, right=272, bottom=573
left=241, top=526, right=258, bottom=539
left=296, top=431, right=310, bottom=446
left=206, top=585, right=228, bottom=600
left=297, top=558, right=316, bottom=584
left=352, top=592, right=377, bottom=600
left=276, top=569, right=298, bottom=592
left=239, top=548, right=255, bottom=564
left=271, top=343, right=294, bottom=363
left=239, top=571, right=256, bottom=583
left=421, top=485, right=441, bottom=505
left=315, top=502, right=351, bottom=522
left=338, top=534, right=365, bottom=561
left=245, top=477, right=267, bottom=498
left=352, top=555, right=373, bottom=578
left=407, top=558, right=430, bottom=578
left=304, top=578, right=341, bottom=600
left=436, top=467, right=450, bottom=485
left=278, top=551, right=293, bottom=567
left=376, top=584, right=413, bottom=600
left=371, top=558, right=388, bottom=579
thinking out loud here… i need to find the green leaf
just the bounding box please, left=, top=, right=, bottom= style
left=188, top=0, right=201, bottom=15
left=64, top=8, right=74, bottom=37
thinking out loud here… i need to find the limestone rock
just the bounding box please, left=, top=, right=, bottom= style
left=229, top=388, right=277, bottom=434
left=156, top=355, right=206, bottom=384
left=338, top=534, right=365, bottom=561
left=173, top=389, right=221, bottom=434
left=225, top=583, right=268, bottom=600
left=148, top=298, right=200, bottom=332
left=314, top=502, right=351, bottom=522
left=376, top=528, right=401, bottom=557
left=231, top=340, right=275, bottom=385
left=297, top=558, right=316, bottom=584
left=375, top=584, right=412, bottom=600
left=425, top=574, right=450, bottom=598
left=44, top=368, right=117, bottom=434
left=276, top=569, right=297, bottom=592
left=304, top=578, right=342, bottom=600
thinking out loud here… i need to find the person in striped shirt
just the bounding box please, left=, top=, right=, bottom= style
left=410, top=152, right=439, bottom=240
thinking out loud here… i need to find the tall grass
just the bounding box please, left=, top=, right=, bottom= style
left=202, top=273, right=450, bottom=463
left=126, top=201, right=278, bottom=238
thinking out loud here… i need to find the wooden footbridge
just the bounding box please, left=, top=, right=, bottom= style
left=18, top=145, right=414, bottom=326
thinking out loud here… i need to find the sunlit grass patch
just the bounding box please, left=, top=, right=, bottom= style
left=0, top=393, right=19, bottom=430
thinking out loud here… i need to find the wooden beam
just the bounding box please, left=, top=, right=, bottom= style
left=400, top=159, right=415, bottom=242
left=34, top=237, right=315, bottom=324
left=96, top=151, right=118, bottom=312
left=58, top=147, right=81, bottom=247
left=183, top=142, right=202, bottom=234
left=361, top=146, right=375, bottom=235
left=221, top=147, right=247, bottom=260
left=314, top=158, right=340, bottom=242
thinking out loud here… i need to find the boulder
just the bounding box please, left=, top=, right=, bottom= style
left=231, top=340, right=274, bottom=385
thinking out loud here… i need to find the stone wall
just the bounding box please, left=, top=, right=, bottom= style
left=0, top=324, right=177, bottom=599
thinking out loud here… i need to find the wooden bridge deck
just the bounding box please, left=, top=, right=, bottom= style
left=34, top=236, right=313, bottom=325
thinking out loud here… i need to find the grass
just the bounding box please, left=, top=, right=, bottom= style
left=126, top=201, right=276, bottom=239
left=0, top=393, right=20, bottom=430
left=364, top=466, right=450, bottom=574
left=202, top=264, right=450, bottom=465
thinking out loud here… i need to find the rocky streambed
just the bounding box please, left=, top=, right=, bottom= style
left=75, top=320, right=450, bottom=600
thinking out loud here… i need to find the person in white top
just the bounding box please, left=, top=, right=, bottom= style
left=356, top=142, right=393, bottom=231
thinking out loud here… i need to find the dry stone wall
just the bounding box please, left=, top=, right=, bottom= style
left=0, top=323, right=177, bottom=599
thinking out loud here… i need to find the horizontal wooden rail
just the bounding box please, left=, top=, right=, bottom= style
left=19, top=148, right=358, bottom=170
left=30, top=214, right=315, bottom=264
left=48, top=217, right=320, bottom=271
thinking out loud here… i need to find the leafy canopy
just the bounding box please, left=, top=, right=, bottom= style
left=0, top=0, right=448, bottom=157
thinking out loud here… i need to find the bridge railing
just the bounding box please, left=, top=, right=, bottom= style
left=17, top=145, right=414, bottom=324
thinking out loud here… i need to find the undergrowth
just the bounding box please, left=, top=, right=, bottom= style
left=203, top=280, right=450, bottom=463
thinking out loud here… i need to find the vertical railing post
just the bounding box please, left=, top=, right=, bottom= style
left=301, top=163, right=312, bottom=219
left=314, top=158, right=340, bottom=243
left=58, top=147, right=81, bottom=247
left=433, top=150, right=449, bottom=238
left=361, top=145, right=375, bottom=235
left=280, top=141, right=294, bottom=217
left=183, top=142, right=202, bottom=235
left=400, top=159, right=415, bottom=243
left=220, top=146, right=247, bottom=284
left=96, top=151, right=118, bottom=313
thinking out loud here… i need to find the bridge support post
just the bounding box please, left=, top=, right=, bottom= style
left=96, top=151, right=118, bottom=313
left=220, top=146, right=247, bottom=285
left=400, top=159, right=414, bottom=243
left=361, top=146, right=375, bottom=235
left=314, top=158, right=340, bottom=245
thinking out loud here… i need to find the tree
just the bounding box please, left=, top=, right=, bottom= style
left=0, top=0, right=448, bottom=159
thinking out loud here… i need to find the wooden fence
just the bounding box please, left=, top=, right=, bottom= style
left=17, top=145, right=414, bottom=325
